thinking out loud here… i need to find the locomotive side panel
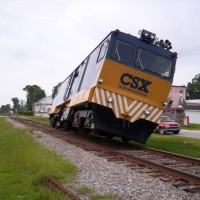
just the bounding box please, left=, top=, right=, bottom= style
left=77, top=37, right=110, bottom=93
left=50, top=77, right=70, bottom=114
left=50, top=34, right=111, bottom=114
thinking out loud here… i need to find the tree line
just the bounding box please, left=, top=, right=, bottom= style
left=0, top=73, right=200, bottom=114
left=0, top=83, right=61, bottom=114
left=0, top=85, right=46, bottom=114
left=186, top=74, right=200, bottom=99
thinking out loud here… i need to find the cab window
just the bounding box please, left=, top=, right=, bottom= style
left=110, top=40, right=134, bottom=64
left=97, top=41, right=109, bottom=62
left=136, top=48, right=172, bottom=78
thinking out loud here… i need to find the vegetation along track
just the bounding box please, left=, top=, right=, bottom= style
left=11, top=116, right=200, bottom=193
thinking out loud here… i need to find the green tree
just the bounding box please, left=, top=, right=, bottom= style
left=0, top=104, right=11, bottom=113
left=186, top=74, right=200, bottom=100
left=52, top=82, right=61, bottom=99
left=11, top=97, right=20, bottom=114
left=23, top=85, right=46, bottom=111
left=20, top=100, right=27, bottom=111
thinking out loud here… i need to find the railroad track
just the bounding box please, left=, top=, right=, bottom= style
left=10, top=116, right=200, bottom=193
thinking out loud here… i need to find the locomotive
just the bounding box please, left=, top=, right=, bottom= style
left=49, top=29, right=177, bottom=144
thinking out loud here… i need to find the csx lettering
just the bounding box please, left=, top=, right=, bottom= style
left=120, top=73, right=152, bottom=93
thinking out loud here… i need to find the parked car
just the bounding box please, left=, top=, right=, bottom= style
left=155, top=116, right=180, bottom=134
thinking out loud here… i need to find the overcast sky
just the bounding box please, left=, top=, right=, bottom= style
left=0, top=0, right=200, bottom=107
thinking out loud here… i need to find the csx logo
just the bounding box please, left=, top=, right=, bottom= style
left=120, top=73, right=152, bottom=93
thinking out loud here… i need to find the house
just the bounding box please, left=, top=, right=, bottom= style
left=33, top=96, right=52, bottom=117
left=164, top=85, right=200, bottom=124
left=163, top=85, right=186, bottom=122
left=184, top=100, right=200, bottom=124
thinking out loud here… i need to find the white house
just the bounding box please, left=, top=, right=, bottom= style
left=33, top=96, right=52, bottom=117
left=185, top=100, right=200, bottom=124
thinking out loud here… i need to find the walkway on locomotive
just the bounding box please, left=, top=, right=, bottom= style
left=91, top=30, right=177, bottom=124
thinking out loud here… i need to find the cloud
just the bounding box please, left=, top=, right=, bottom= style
left=0, top=0, right=200, bottom=106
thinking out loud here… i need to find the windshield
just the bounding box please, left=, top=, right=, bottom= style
left=110, top=40, right=134, bottom=63
left=136, top=49, right=172, bottom=78
left=160, top=116, right=174, bottom=122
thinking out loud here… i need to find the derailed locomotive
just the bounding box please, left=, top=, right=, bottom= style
left=49, top=29, right=177, bottom=144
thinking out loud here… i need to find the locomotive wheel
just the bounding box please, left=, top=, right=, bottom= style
left=121, top=137, right=130, bottom=143
left=106, top=134, right=114, bottom=139
left=77, top=117, right=86, bottom=133
left=50, top=117, right=56, bottom=128
left=63, top=121, right=72, bottom=130
left=55, top=121, right=60, bottom=129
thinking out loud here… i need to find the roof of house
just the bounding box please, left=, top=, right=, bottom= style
left=34, top=96, right=52, bottom=105
left=185, top=105, right=200, bottom=110
left=185, top=99, right=200, bottom=111
left=172, top=85, right=187, bottom=88
left=186, top=99, right=200, bottom=104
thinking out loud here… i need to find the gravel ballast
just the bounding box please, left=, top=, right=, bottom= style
left=7, top=118, right=200, bottom=200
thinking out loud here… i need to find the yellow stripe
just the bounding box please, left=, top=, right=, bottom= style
left=91, top=87, right=163, bottom=123
left=152, top=110, right=163, bottom=123
left=100, top=88, right=107, bottom=106
left=130, top=104, right=148, bottom=122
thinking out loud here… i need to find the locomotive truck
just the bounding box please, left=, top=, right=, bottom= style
left=49, top=29, right=177, bottom=144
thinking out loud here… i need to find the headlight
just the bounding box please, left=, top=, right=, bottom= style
left=98, top=79, right=104, bottom=84
left=144, top=31, right=149, bottom=37
left=163, top=101, right=168, bottom=106
left=150, top=33, right=155, bottom=40
left=139, top=29, right=156, bottom=44
left=107, top=96, right=113, bottom=103
left=144, top=108, right=151, bottom=116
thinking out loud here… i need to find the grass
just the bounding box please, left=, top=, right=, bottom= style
left=143, top=133, right=200, bottom=158
left=181, top=123, right=200, bottom=130
left=1, top=117, right=118, bottom=200
left=74, top=185, right=117, bottom=200
left=0, top=117, right=77, bottom=200
left=20, top=116, right=50, bottom=125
